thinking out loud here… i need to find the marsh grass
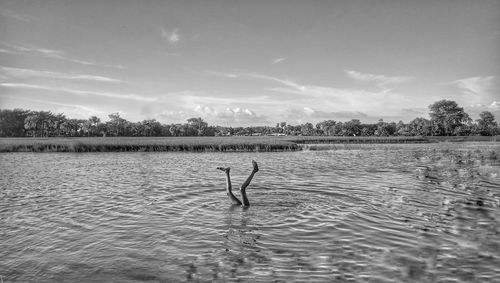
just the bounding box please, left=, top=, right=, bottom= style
left=0, top=136, right=300, bottom=152
left=289, top=136, right=430, bottom=144
left=0, top=136, right=496, bottom=153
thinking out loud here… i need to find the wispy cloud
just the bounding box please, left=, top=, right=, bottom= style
left=1, top=66, right=123, bottom=83
left=489, top=101, right=499, bottom=110
left=0, top=83, right=156, bottom=102
left=207, top=70, right=307, bottom=92
left=194, top=104, right=267, bottom=125
left=195, top=104, right=256, bottom=117
left=206, top=70, right=239, bottom=79
left=206, top=69, right=414, bottom=121
left=272, top=57, right=286, bottom=64
left=0, top=9, right=32, bottom=22
left=194, top=104, right=218, bottom=115
left=161, top=27, right=180, bottom=44
left=180, top=90, right=277, bottom=108
left=345, top=70, right=414, bottom=87
left=0, top=43, right=125, bottom=69
left=155, top=110, right=187, bottom=122
left=448, top=76, right=496, bottom=95
left=285, top=107, right=368, bottom=121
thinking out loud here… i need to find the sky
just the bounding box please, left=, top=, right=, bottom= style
left=0, top=0, right=499, bottom=126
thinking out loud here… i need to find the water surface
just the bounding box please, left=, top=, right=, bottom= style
left=1, top=143, right=499, bottom=282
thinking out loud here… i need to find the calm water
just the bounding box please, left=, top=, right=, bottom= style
left=1, top=143, right=499, bottom=282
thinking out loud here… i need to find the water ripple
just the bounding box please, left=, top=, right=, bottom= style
left=1, top=143, right=499, bottom=282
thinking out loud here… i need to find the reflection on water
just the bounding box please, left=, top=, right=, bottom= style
left=1, top=143, right=499, bottom=282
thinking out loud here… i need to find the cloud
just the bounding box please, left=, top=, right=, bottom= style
left=0, top=83, right=157, bottom=102
left=463, top=102, right=500, bottom=120
left=0, top=43, right=125, bottom=69
left=1, top=94, right=105, bottom=119
left=0, top=9, right=32, bottom=22
left=205, top=70, right=239, bottom=79
left=161, top=27, right=180, bottom=44
left=1, top=66, right=123, bottom=83
left=207, top=70, right=307, bottom=92
left=285, top=107, right=368, bottom=121
left=194, top=104, right=255, bottom=118
left=345, top=70, right=414, bottom=87
left=194, top=104, right=217, bottom=115
left=489, top=101, right=500, bottom=110
left=205, top=69, right=425, bottom=123
left=272, top=57, right=286, bottom=64
left=154, top=110, right=188, bottom=123
left=448, top=76, right=496, bottom=95
left=221, top=107, right=256, bottom=118
left=208, top=70, right=391, bottom=101
left=193, top=103, right=268, bottom=125
left=181, top=91, right=275, bottom=107
left=206, top=69, right=412, bottom=116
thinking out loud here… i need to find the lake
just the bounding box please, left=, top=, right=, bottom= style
left=1, top=143, right=499, bottom=282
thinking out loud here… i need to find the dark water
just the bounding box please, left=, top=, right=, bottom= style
left=1, top=143, right=499, bottom=282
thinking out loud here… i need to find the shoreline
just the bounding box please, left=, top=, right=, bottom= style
left=0, top=136, right=498, bottom=153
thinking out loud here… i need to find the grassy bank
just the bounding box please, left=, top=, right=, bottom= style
left=0, top=136, right=300, bottom=153
left=426, top=136, right=499, bottom=142
left=288, top=136, right=430, bottom=144
left=0, top=135, right=497, bottom=153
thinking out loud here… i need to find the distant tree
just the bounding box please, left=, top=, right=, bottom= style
left=343, top=119, right=362, bottom=136
left=408, top=117, right=431, bottom=136
left=169, top=124, right=181, bottom=137
left=107, top=112, right=129, bottom=136
left=204, top=126, right=216, bottom=136
left=360, top=124, right=376, bottom=136
left=51, top=113, right=67, bottom=136
left=59, top=119, right=81, bottom=136
left=375, top=121, right=396, bottom=136
left=0, top=109, right=30, bottom=137
left=86, top=116, right=101, bottom=136
left=300, top=122, right=315, bottom=136
left=24, top=112, right=40, bottom=137
left=428, top=100, right=470, bottom=136
left=333, top=122, right=343, bottom=136
left=476, top=111, right=498, bottom=136
left=396, top=120, right=409, bottom=136
left=316, top=120, right=336, bottom=136
left=280, top=121, right=287, bottom=131
left=187, top=117, right=208, bottom=136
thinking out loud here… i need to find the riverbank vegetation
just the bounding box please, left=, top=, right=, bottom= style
left=1, top=135, right=498, bottom=153
left=1, top=100, right=499, bottom=140
left=0, top=136, right=299, bottom=153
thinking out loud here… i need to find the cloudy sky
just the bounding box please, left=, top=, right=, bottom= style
left=1, top=0, right=499, bottom=126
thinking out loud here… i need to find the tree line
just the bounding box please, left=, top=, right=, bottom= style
left=0, top=100, right=498, bottom=137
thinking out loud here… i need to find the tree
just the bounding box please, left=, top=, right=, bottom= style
left=360, top=124, right=376, bottom=136
left=396, top=121, right=409, bottom=136
left=408, top=117, right=431, bottom=136
left=316, top=120, right=336, bottom=136
left=477, top=111, right=498, bottom=136
left=60, top=119, right=82, bottom=136
left=107, top=112, right=128, bottom=136
left=343, top=119, right=362, bottom=136
left=375, top=121, right=396, bottom=136
left=333, top=122, right=344, bottom=136
left=0, top=109, right=30, bottom=137
left=187, top=117, right=208, bottom=136
left=86, top=116, right=101, bottom=136
left=300, top=123, right=315, bottom=136
left=138, top=119, right=162, bottom=136
left=428, top=100, right=470, bottom=136
left=169, top=123, right=188, bottom=136
left=24, top=112, right=40, bottom=137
